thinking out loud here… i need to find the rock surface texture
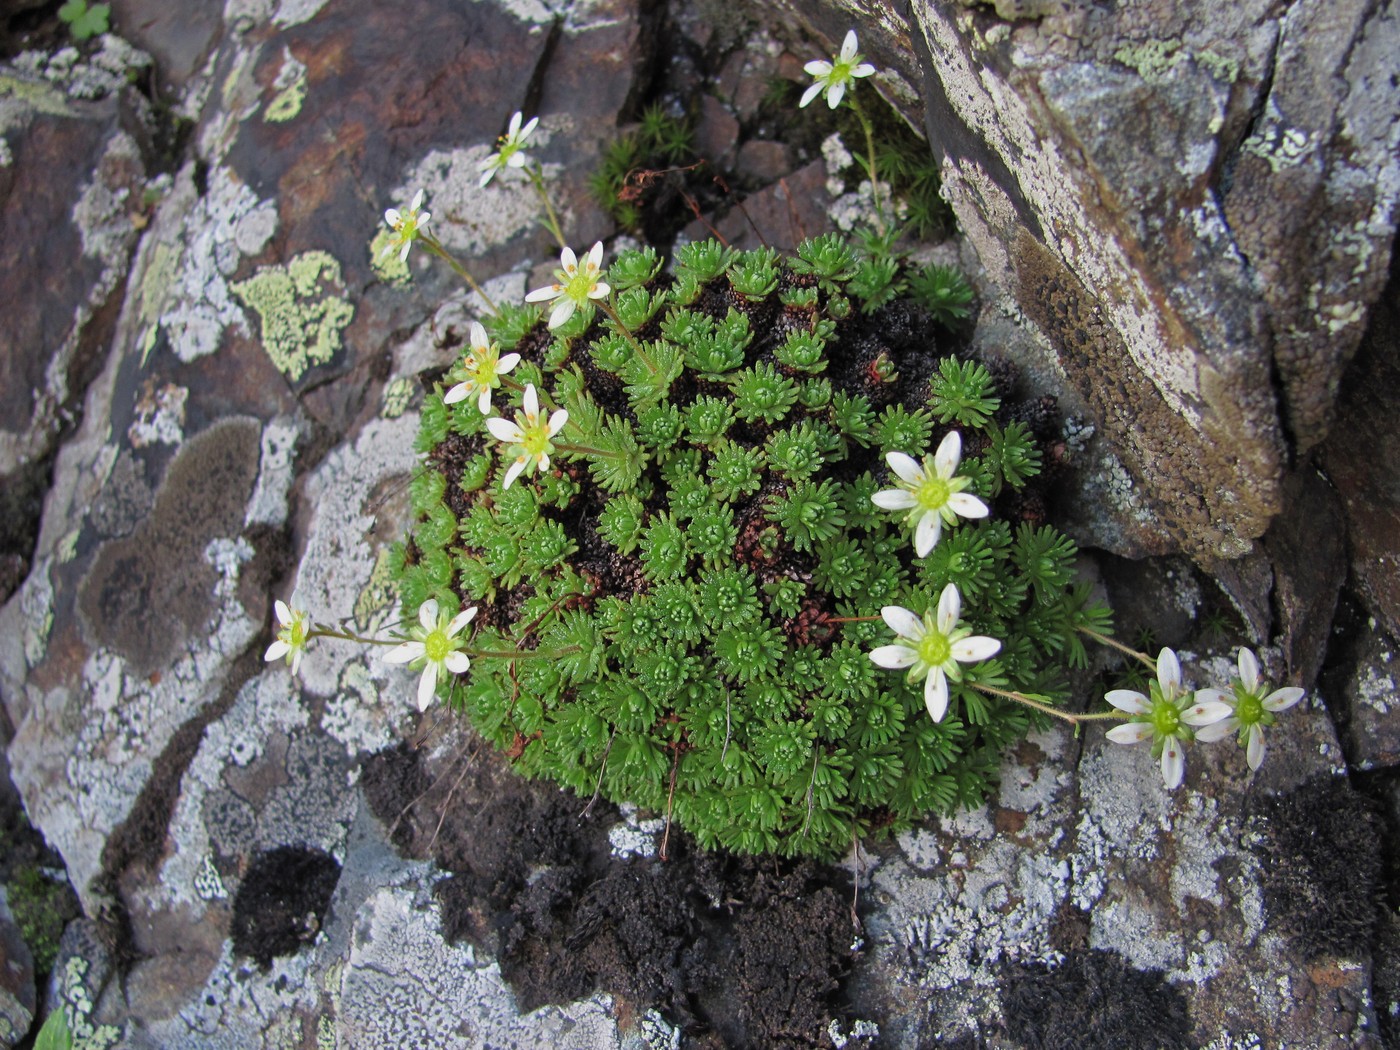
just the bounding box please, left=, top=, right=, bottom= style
left=0, top=1, right=1396, bottom=1049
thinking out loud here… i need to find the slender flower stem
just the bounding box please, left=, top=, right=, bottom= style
left=971, top=682, right=1124, bottom=724
left=827, top=614, right=882, bottom=623
left=555, top=440, right=626, bottom=459
left=528, top=166, right=567, bottom=250
left=597, top=298, right=657, bottom=371
left=1078, top=627, right=1156, bottom=670
left=467, top=645, right=582, bottom=660
left=421, top=234, right=501, bottom=317
left=849, top=97, right=887, bottom=238
left=308, top=626, right=401, bottom=646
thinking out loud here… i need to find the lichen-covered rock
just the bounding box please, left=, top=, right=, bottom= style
left=0, top=888, right=35, bottom=1050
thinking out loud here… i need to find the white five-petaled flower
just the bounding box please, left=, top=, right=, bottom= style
left=383, top=598, right=478, bottom=712
left=381, top=189, right=431, bottom=263
left=485, top=383, right=569, bottom=488
left=443, top=321, right=521, bottom=415
left=800, top=29, right=877, bottom=110
left=479, top=111, right=540, bottom=187
left=1104, top=648, right=1232, bottom=789
left=524, top=242, right=611, bottom=329
left=263, top=600, right=311, bottom=676
left=1193, top=647, right=1305, bottom=771
left=871, top=432, right=989, bottom=557
left=868, top=583, right=1001, bottom=724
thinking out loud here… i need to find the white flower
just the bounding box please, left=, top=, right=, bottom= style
left=1193, top=647, right=1305, bottom=770
left=871, top=432, right=989, bottom=557
left=443, top=321, right=521, bottom=414
left=868, top=583, right=1001, bottom=723
left=524, top=242, right=611, bottom=329
left=479, top=111, right=540, bottom=187
left=800, top=29, right=877, bottom=110
left=383, top=598, right=478, bottom=712
left=484, top=383, right=569, bottom=488
left=263, top=600, right=311, bottom=676
left=1104, top=648, right=1232, bottom=789
left=381, top=189, right=431, bottom=263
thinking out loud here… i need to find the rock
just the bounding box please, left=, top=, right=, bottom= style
left=897, top=0, right=1399, bottom=559
left=0, top=888, right=35, bottom=1050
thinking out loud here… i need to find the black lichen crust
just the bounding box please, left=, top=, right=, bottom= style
left=395, top=237, right=1110, bottom=858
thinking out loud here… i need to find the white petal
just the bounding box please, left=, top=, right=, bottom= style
left=521, top=116, right=539, bottom=138
left=947, top=493, right=989, bottom=519
left=826, top=83, right=845, bottom=109
left=589, top=281, right=611, bottom=301
left=804, top=59, right=834, bottom=77
left=383, top=641, right=424, bottom=664
left=410, top=189, right=424, bottom=210
left=1106, top=721, right=1154, bottom=745
left=1262, top=687, right=1305, bottom=712
left=469, top=321, right=489, bottom=350
left=521, top=383, right=538, bottom=416
left=1105, top=689, right=1150, bottom=714
left=477, top=388, right=492, bottom=414
left=1245, top=725, right=1266, bottom=770
left=885, top=451, right=922, bottom=483
left=275, top=600, right=293, bottom=626
left=937, top=584, right=961, bottom=634
left=840, top=30, right=859, bottom=60
left=417, top=664, right=438, bottom=712
left=537, top=452, right=550, bottom=472
left=1160, top=742, right=1185, bottom=789
left=417, top=212, right=430, bottom=231
left=418, top=599, right=439, bottom=629
left=1193, top=688, right=1231, bottom=707
left=443, top=651, right=472, bottom=674
left=547, top=408, right=569, bottom=436
left=934, top=431, right=962, bottom=477
left=1182, top=700, right=1231, bottom=726
left=1156, top=648, right=1181, bottom=694
left=398, top=241, right=411, bottom=263
left=525, top=285, right=560, bottom=303
left=924, top=671, right=949, bottom=723
left=507, top=111, right=523, bottom=135
left=952, top=635, right=1001, bottom=663
left=443, top=383, right=468, bottom=405
left=548, top=299, right=576, bottom=329
left=498, top=352, right=520, bottom=374
left=290, top=649, right=303, bottom=676
left=384, top=208, right=401, bottom=225
left=586, top=242, right=605, bottom=269
left=447, top=607, right=478, bottom=637
left=869, top=644, right=918, bottom=670
left=799, top=82, right=823, bottom=108
left=881, top=605, right=923, bottom=640
left=479, top=167, right=496, bottom=188
left=1194, top=716, right=1239, bottom=743
left=485, top=416, right=522, bottom=442
left=503, top=458, right=527, bottom=489
left=914, top=513, right=941, bottom=557
left=560, top=246, right=579, bottom=271
left=871, top=489, right=917, bottom=510
left=852, top=62, right=876, bottom=78
left=265, top=640, right=290, bottom=662
left=1237, top=647, right=1260, bottom=692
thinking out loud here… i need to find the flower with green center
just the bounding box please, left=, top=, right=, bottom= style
left=383, top=597, right=478, bottom=711
left=485, top=383, right=569, bottom=488
left=443, top=321, right=521, bottom=414
left=799, top=29, right=877, bottom=110
left=263, top=600, right=311, bottom=675
left=1193, top=647, right=1305, bottom=770
left=525, top=242, right=611, bottom=329
left=381, top=189, right=431, bottom=263
left=479, top=111, right=540, bottom=187
left=1104, top=648, right=1232, bottom=789
left=871, top=431, right=989, bottom=557
left=868, top=583, right=1001, bottom=723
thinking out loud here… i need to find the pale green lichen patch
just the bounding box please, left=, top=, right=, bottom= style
left=232, top=250, right=355, bottom=380
left=369, top=228, right=411, bottom=286
left=1113, top=40, right=1239, bottom=86
left=265, top=46, right=307, bottom=123
left=59, top=956, right=122, bottom=1048
left=381, top=377, right=415, bottom=418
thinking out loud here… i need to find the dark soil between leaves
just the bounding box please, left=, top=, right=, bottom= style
left=361, top=740, right=863, bottom=1048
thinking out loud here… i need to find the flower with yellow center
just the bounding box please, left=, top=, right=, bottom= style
left=868, top=583, right=1001, bottom=723
left=485, top=383, right=569, bottom=488
left=263, top=600, right=311, bottom=676
left=524, top=242, right=611, bottom=329
left=871, top=431, right=989, bottom=557
left=381, top=189, right=431, bottom=264
left=799, top=29, right=876, bottom=110
left=1193, top=647, right=1305, bottom=770
left=479, top=111, right=540, bottom=187
left=443, top=321, right=521, bottom=414
left=382, top=597, right=478, bottom=712
left=1104, top=648, right=1232, bottom=789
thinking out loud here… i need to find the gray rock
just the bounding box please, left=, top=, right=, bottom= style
left=0, top=887, right=35, bottom=1050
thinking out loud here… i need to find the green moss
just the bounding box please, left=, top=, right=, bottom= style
left=232, top=250, right=355, bottom=380
left=5, top=866, right=76, bottom=979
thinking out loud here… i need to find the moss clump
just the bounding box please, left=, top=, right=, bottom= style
left=5, top=864, right=77, bottom=978
left=395, top=236, right=1109, bottom=858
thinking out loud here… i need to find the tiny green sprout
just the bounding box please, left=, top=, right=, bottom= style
left=58, top=0, right=109, bottom=40
left=910, top=263, right=977, bottom=325
left=728, top=248, right=780, bottom=300
left=792, top=233, right=860, bottom=287
left=929, top=357, right=1000, bottom=427
left=674, top=239, right=734, bottom=282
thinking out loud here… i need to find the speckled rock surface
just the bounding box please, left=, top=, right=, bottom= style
left=0, top=888, right=35, bottom=1050
left=0, top=2, right=1396, bottom=1048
